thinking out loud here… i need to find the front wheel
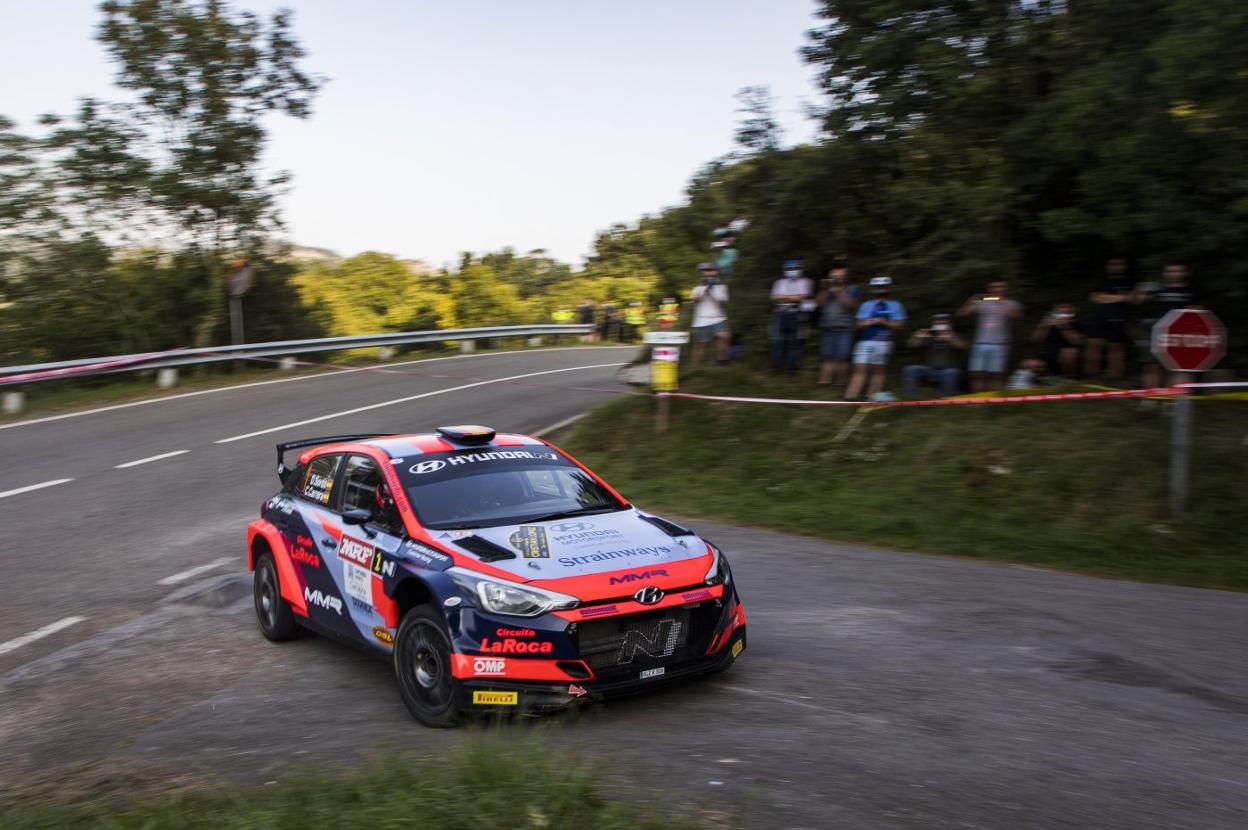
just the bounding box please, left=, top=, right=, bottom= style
left=254, top=552, right=299, bottom=642
left=394, top=606, right=463, bottom=727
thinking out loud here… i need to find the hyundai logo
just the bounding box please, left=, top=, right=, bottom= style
left=410, top=459, right=446, bottom=474
left=633, top=586, right=664, bottom=605
left=550, top=521, right=594, bottom=533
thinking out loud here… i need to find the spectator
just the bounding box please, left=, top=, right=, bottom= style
left=1032, top=301, right=1086, bottom=378
left=713, top=228, right=739, bottom=279
left=576, top=298, right=597, bottom=342
left=815, top=266, right=861, bottom=387
left=690, top=263, right=730, bottom=366
left=770, top=259, right=813, bottom=375
left=845, top=276, right=906, bottom=400
left=623, top=302, right=646, bottom=342
left=1084, top=257, right=1136, bottom=380
left=902, top=313, right=966, bottom=398
left=599, top=301, right=617, bottom=342
left=1139, top=261, right=1201, bottom=388
left=958, top=279, right=1022, bottom=392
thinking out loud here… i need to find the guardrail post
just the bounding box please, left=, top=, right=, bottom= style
left=378, top=346, right=395, bottom=360
left=460, top=341, right=475, bottom=354
left=279, top=357, right=297, bottom=370
left=156, top=368, right=179, bottom=389
left=2, top=391, right=24, bottom=415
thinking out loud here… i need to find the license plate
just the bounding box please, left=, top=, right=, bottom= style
left=640, top=667, right=665, bottom=680
left=472, top=691, right=518, bottom=706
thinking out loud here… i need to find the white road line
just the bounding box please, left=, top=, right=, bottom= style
left=533, top=412, right=588, bottom=438
left=0, top=346, right=637, bottom=432
left=0, top=478, right=74, bottom=500
left=157, top=557, right=235, bottom=586
left=214, top=361, right=629, bottom=444
left=0, top=617, right=86, bottom=657
left=114, top=449, right=190, bottom=469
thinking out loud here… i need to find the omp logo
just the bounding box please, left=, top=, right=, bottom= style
left=609, top=569, right=668, bottom=585
left=304, top=587, right=343, bottom=615
left=338, top=536, right=373, bottom=567
left=410, top=459, right=446, bottom=475
left=617, top=619, right=682, bottom=664
left=472, top=658, right=507, bottom=675
left=550, top=521, right=593, bottom=533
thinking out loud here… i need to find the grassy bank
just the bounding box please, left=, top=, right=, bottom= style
left=561, top=367, right=1247, bottom=591
left=0, top=738, right=691, bottom=830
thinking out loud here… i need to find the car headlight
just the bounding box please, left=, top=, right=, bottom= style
left=703, top=543, right=733, bottom=586
left=447, top=567, right=579, bottom=617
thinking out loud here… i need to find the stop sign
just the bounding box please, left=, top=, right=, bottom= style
left=1151, top=309, right=1226, bottom=372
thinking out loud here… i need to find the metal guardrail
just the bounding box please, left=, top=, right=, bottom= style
left=0, top=324, right=595, bottom=386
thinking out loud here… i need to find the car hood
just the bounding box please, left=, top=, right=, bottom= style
left=435, top=508, right=707, bottom=581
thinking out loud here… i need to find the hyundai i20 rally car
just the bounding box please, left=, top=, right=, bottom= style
left=247, top=426, right=746, bottom=726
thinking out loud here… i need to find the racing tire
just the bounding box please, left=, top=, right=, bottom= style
left=253, top=552, right=299, bottom=642
left=394, top=605, right=464, bottom=728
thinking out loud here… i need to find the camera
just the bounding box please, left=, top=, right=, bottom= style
left=702, top=276, right=721, bottom=287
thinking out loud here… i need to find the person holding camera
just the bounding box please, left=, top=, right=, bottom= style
left=815, top=266, right=861, bottom=387
left=1084, top=257, right=1136, bottom=380
left=690, top=263, right=730, bottom=365
left=902, top=313, right=966, bottom=398
left=1032, top=301, right=1086, bottom=378
left=958, top=279, right=1022, bottom=392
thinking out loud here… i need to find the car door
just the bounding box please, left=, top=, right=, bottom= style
left=288, top=452, right=352, bottom=631
left=332, top=453, right=406, bottom=649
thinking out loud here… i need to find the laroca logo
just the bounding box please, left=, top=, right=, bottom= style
left=410, top=459, right=447, bottom=475
left=304, top=586, right=343, bottom=615
left=473, top=658, right=507, bottom=675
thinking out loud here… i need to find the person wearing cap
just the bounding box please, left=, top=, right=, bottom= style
left=770, top=259, right=814, bottom=375
left=958, top=279, right=1023, bottom=392
left=690, top=263, right=730, bottom=366
left=845, top=276, right=906, bottom=400
left=713, top=227, right=739, bottom=278
left=902, top=313, right=966, bottom=398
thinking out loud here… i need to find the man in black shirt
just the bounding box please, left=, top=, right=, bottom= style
left=1085, top=257, right=1137, bottom=380
left=902, top=313, right=967, bottom=398
left=1032, top=301, right=1087, bottom=378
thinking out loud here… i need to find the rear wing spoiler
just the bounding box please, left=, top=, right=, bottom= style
left=276, top=434, right=395, bottom=484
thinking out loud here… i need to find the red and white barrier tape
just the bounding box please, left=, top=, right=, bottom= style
left=657, top=386, right=1186, bottom=407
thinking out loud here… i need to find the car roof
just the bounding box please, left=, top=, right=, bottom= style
left=299, top=432, right=549, bottom=463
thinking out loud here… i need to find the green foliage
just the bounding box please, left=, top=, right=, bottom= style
left=292, top=252, right=451, bottom=337
left=562, top=368, right=1248, bottom=591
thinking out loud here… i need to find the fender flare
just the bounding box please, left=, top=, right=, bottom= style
left=247, top=519, right=308, bottom=617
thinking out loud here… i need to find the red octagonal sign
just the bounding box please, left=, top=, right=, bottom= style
left=1151, top=309, right=1226, bottom=372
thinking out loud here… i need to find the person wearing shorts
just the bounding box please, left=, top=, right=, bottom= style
left=815, top=266, right=861, bottom=387
left=689, top=263, right=730, bottom=365
left=1084, top=257, right=1136, bottom=380
left=958, top=279, right=1022, bottom=392
left=845, top=277, right=906, bottom=401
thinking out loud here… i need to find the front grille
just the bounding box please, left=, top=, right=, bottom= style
left=575, top=602, right=718, bottom=678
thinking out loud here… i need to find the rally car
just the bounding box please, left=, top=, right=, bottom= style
left=247, top=425, right=746, bottom=726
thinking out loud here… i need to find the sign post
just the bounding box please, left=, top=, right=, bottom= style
left=1150, top=309, right=1226, bottom=516
left=227, top=259, right=254, bottom=372
left=645, top=331, right=689, bottom=433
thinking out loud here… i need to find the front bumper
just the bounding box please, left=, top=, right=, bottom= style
left=460, top=627, right=746, bottom=713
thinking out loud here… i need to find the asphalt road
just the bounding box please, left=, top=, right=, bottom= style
left=1, top=345, right=1245, bottom=829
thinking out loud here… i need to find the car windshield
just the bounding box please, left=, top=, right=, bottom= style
left=394, top=447, right=626, bottom=530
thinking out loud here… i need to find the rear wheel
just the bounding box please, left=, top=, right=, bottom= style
left=254, top=552, right=299, bottom=642
left=394, top=606, right=463, bottom=727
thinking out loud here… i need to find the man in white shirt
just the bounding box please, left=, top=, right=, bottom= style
left=690, top=263, right=730, bottom=365
left=770, top=259, right=814, bottom=374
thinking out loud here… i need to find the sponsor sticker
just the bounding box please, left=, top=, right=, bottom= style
left=609, top=569, right=668, bottom=585
left=304, top=587, right=342, bottom=615
left=372, top=626, right=394, bottom=646
left=579, top=604, right=618, bottom=619
left=472, top=691, right=518, bottom=706
left=618, top=619, right=682, bottom=663
left=681, top=588, right=713, bottom=602
left=290, top=547, right=320, bottom=568
left=472, top=657, right=507, bottom=676
left=509, top=525, right=551, bottom=559
left=410, top=450, right=558, bottom=476
left=548, top=522, right=624, bottom=548
left=479, top=638, right=553, bottom=654
left=558, top=546, right=671, bottom=568
left=342, top=561, right=373, bottom=607
left=402, top=541, right=452, bottom=569
left=731, top=639, right=744, bottom=658
left=338, top=536, right=374, bottom=568
left=639, top=667, right=666, bottom=680
left=444, top=596, right=462, bottom=607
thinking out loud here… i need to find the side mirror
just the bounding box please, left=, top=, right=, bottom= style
left=342, top=508, right=372, bottom=526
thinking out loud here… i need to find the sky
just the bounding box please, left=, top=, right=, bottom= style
left=1, top=1, right=824, bottom=268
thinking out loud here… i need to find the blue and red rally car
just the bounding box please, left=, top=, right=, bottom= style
left=247, top=426, right=746, bottom=726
